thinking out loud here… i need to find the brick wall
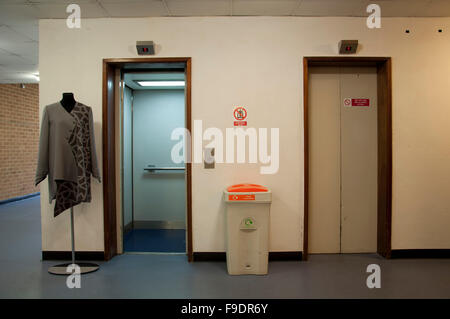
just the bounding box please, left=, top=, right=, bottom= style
left=0, top=84, right=39, bottom=201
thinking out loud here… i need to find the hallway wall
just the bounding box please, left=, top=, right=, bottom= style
left=0, top=84, right=39, bottom=201
left=38, top=17, right=450, bottom=252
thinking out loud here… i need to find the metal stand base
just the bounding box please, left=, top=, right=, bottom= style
left=48, top=207, right=100, bottom=276
left=48, top=262, right=99, bottom=275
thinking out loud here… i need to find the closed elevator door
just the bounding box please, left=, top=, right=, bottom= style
left=308, top=67, right=378, bottom=253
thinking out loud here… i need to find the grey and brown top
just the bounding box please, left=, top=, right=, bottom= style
left=35, top=102, right=101, bottom=216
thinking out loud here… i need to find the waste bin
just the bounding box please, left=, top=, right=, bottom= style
left=223, top=183, right=272, bottom=275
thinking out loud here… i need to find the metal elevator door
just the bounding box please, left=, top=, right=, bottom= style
left=308, top=66, right=378, bottom=253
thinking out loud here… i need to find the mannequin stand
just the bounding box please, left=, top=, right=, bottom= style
left=48, top=207, right=100, bottom=275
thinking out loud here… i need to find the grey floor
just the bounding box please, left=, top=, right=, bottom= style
left=0, top=196, right=449, bottom=299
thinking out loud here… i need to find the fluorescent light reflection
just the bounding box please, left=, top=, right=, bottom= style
left=137, top=81, right=185, bottom=87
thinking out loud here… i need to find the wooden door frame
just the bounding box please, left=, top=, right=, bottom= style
left=303, top=57, right=392, bottom=260
left=102, top=57, right=193, bottom=261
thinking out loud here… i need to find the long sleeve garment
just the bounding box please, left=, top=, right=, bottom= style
left=35, top=102, right=101, bottom=216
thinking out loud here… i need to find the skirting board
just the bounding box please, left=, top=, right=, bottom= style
left=0, top=192, right=40, bottom=205
left=42, top=251, right=105, bottom=261
left=42, top=250, right=449, bottom=262
left=193, top=251, right=303, bottom=262
left=390, top=249, right=450, bottom=259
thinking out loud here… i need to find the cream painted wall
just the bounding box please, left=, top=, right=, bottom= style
left=39, top=17, right=450, bottom=252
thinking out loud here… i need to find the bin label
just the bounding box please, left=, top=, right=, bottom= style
left=229, top=194, right=255, bottom=201
left=240, top=217, right=257, bottom=230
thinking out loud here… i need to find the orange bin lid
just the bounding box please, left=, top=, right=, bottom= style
left=227, top=183, right=268, bottom=192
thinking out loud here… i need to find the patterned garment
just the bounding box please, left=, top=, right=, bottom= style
left=36, top=101, right=101, bottom=217
left=54, top=104, right=94, bottom=216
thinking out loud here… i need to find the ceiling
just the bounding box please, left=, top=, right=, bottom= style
left=1, top=0, right=450, bottom=83
left=124, top=72, right=185, bottom=90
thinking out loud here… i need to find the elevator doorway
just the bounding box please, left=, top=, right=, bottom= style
left=121, top=71, right=186, bottom=253
left=303, top=57, right=392, bottom=260
left=102, top=58, right=192, bottom=261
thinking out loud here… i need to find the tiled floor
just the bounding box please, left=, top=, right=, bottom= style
left=0, top=196, right=450, bottom=298
left=123, top=229, right=186, bottom=253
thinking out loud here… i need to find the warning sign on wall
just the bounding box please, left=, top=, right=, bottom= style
left=233, top=106, right=248, bottom=126
left=344, top=98, right=370, bottom=107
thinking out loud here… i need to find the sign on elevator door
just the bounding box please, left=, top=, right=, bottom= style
left=343, top=98, right=370, bottom=107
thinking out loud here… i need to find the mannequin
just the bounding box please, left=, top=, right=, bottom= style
left=60, top=93, right=76, bottom=113
left=37, top=94, right=101, bottom=275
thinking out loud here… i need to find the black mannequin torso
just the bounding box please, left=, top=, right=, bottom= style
left=60, top=93, right=76, bottom=113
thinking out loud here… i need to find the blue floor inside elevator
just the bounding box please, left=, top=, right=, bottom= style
left=123, top=229, right=186, bottom=253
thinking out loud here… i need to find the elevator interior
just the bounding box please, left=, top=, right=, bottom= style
left=121, top=66, right=187, bottom=253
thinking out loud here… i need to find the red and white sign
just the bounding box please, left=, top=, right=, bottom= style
left=344, top=98, right=352, bottom=107
left=228, top=194, right=255, bottom=201
left=344, top=98, right=370, bottom=107
left=352, top=98, right=370, bottom=106
left=233, top=106, right=248, bottom=126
